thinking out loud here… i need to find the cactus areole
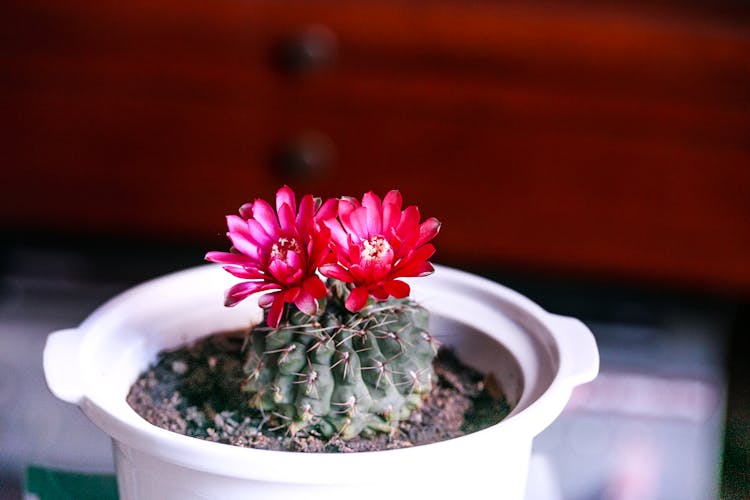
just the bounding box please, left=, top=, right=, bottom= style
left=206, top=187, right=441, bottom=439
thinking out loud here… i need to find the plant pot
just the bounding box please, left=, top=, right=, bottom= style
left=43, top=264, right=598, bottom=499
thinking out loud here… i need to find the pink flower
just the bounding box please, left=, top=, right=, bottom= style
left=205, top=186, right=338, bottom=327
left=320, top=190, right=440, bottom=312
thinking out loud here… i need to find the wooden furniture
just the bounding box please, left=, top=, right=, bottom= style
left=3, top=0, right=749, bottom=293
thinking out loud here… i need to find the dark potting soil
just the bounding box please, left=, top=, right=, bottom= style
left=127, top=332, right=510, bottom=453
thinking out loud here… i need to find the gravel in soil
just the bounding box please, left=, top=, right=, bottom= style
left=127, top=332, right=510, bottom=452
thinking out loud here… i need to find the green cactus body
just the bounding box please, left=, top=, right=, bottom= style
left=242, top=286, right=438, bottom=439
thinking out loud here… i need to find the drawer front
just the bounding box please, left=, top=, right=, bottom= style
left=3, top=0, right=750, bottom=291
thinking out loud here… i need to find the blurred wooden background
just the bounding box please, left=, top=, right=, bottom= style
left=3, top=0, right=749, bottom=294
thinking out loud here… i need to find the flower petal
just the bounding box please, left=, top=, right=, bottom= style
left=242, top=218, right=271, bottom=244
left=268, top=259, right=292, bottom=283
left=382, top=190, right=403, bottom=231
left=252, top=199, right=280, bottom=237
left=350, top=207, right=370, bottom=238
left=405, top=243, right=436, bottom=264
left=267, top=294, right=285, bottom=327
left=226, top=214, right=248, bottom=234
left=345, top=286, right=370, bottom=312
left=294, top=291, right=318, bottom=315
left=275, top=185, right=297, bottom=214
left=320, top=263, right=353, bottom=282
left=238, top=202, right=253, bottom=219
left=221, top=266, right=265, bottom=280
left=227, top=215, right=259, bottom=244
left=393, top=259, right=434, bottom=278
left=277, top=202, right=298, bottom=236
left=283, top=287, right=301, bottom=304
left=383, top=279, right=410, bottom=298
left=225, top=281, right=277, bottom=307
left=338, top=197, right=358, bottom=215
left=205, top=251, right=254, bottom=266
left=340, top=207, right=367, bottom=240
left=308, top=224, right=332, bottom=267
left=227, top=232, right=261, bottom=260
left=348, top=263, right=368, bottom=283
left=297, top=194, right=315, bottom=240
left=397, top=205, right=420, bottom=235
left=416, top=217, right=441, bottom=247
left=362, top=191, right=383, bottom=235
left=325, top=218, right=349, bottom=250
left=258, top=292, right=276, bottom=308
left=315, top=197, right=339, bottom=223
left=303, top=275, right=328, bottom=299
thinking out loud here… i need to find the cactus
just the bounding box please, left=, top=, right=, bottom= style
left=206, top=186, right=441, bottom=439
left=242, top=282, right=438, bottom=438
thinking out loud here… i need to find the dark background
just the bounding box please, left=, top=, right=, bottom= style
left=2, top=1, right=749, bottom=498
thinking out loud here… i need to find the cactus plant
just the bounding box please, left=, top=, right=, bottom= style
left=206, top=187, right=441, bottom=439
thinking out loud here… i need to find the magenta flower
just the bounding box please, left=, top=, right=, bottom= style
left=205, top=186, right=338, bottom=327
left=320, top=190, right=440, bottom=312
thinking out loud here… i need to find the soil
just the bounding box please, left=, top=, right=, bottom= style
left=127, top=332, right=510, bottom=453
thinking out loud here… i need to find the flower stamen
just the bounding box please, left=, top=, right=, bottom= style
left=360, top=235, right=391, bottom=262
left=271, top=237, right=301, bottom=261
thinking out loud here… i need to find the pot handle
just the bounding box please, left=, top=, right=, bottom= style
left=547, top=314, right=599, bottom=388
left=43, top=328, right=85, bottom=405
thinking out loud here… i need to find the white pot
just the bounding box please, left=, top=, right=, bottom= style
left=44, top=265, right=598, bottom=500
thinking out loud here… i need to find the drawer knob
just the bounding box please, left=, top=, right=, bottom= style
left=275, top=25, right=337, bottom=75
left=273, top=132, right=335, bottom=180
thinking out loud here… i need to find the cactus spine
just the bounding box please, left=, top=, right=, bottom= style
left=242, top=282, right=438, bottom=439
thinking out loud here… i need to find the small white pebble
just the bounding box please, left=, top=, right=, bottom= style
left=171, top=360, right=188, bottom=375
